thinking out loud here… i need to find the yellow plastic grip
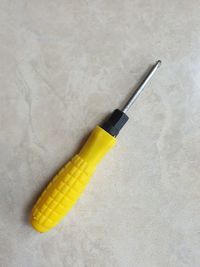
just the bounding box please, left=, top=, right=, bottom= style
left=30, top=126, right=116, bottom=233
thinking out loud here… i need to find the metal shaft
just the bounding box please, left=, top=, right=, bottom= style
left=121, top=60, right=161, bottom=114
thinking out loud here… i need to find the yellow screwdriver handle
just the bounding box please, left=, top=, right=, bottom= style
left=31, top=126, right=116, bottom=233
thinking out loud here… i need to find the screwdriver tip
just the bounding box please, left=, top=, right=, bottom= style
left=156, top=60, right=162, bottom=68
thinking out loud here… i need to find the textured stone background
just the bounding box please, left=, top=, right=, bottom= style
left=0, top=1, right=200, bottom=266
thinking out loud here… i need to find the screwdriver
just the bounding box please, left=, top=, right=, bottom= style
left=30, top=60, right=161, bottom=233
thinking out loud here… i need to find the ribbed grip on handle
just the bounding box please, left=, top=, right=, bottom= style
left=31, top=155, right=94, bottom=233
left=30, top=126, right=116, bottom=233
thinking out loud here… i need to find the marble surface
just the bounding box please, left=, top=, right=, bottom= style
left=0, top=1, right=200, bottom=266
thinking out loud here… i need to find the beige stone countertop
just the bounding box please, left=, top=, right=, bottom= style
left=0, top=1, right=200, bottom=267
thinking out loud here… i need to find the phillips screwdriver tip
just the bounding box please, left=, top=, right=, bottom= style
left=156, top=60, right=162, bottom=67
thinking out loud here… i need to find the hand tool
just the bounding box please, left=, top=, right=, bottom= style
left=30, top=60, right=161, bottom=233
